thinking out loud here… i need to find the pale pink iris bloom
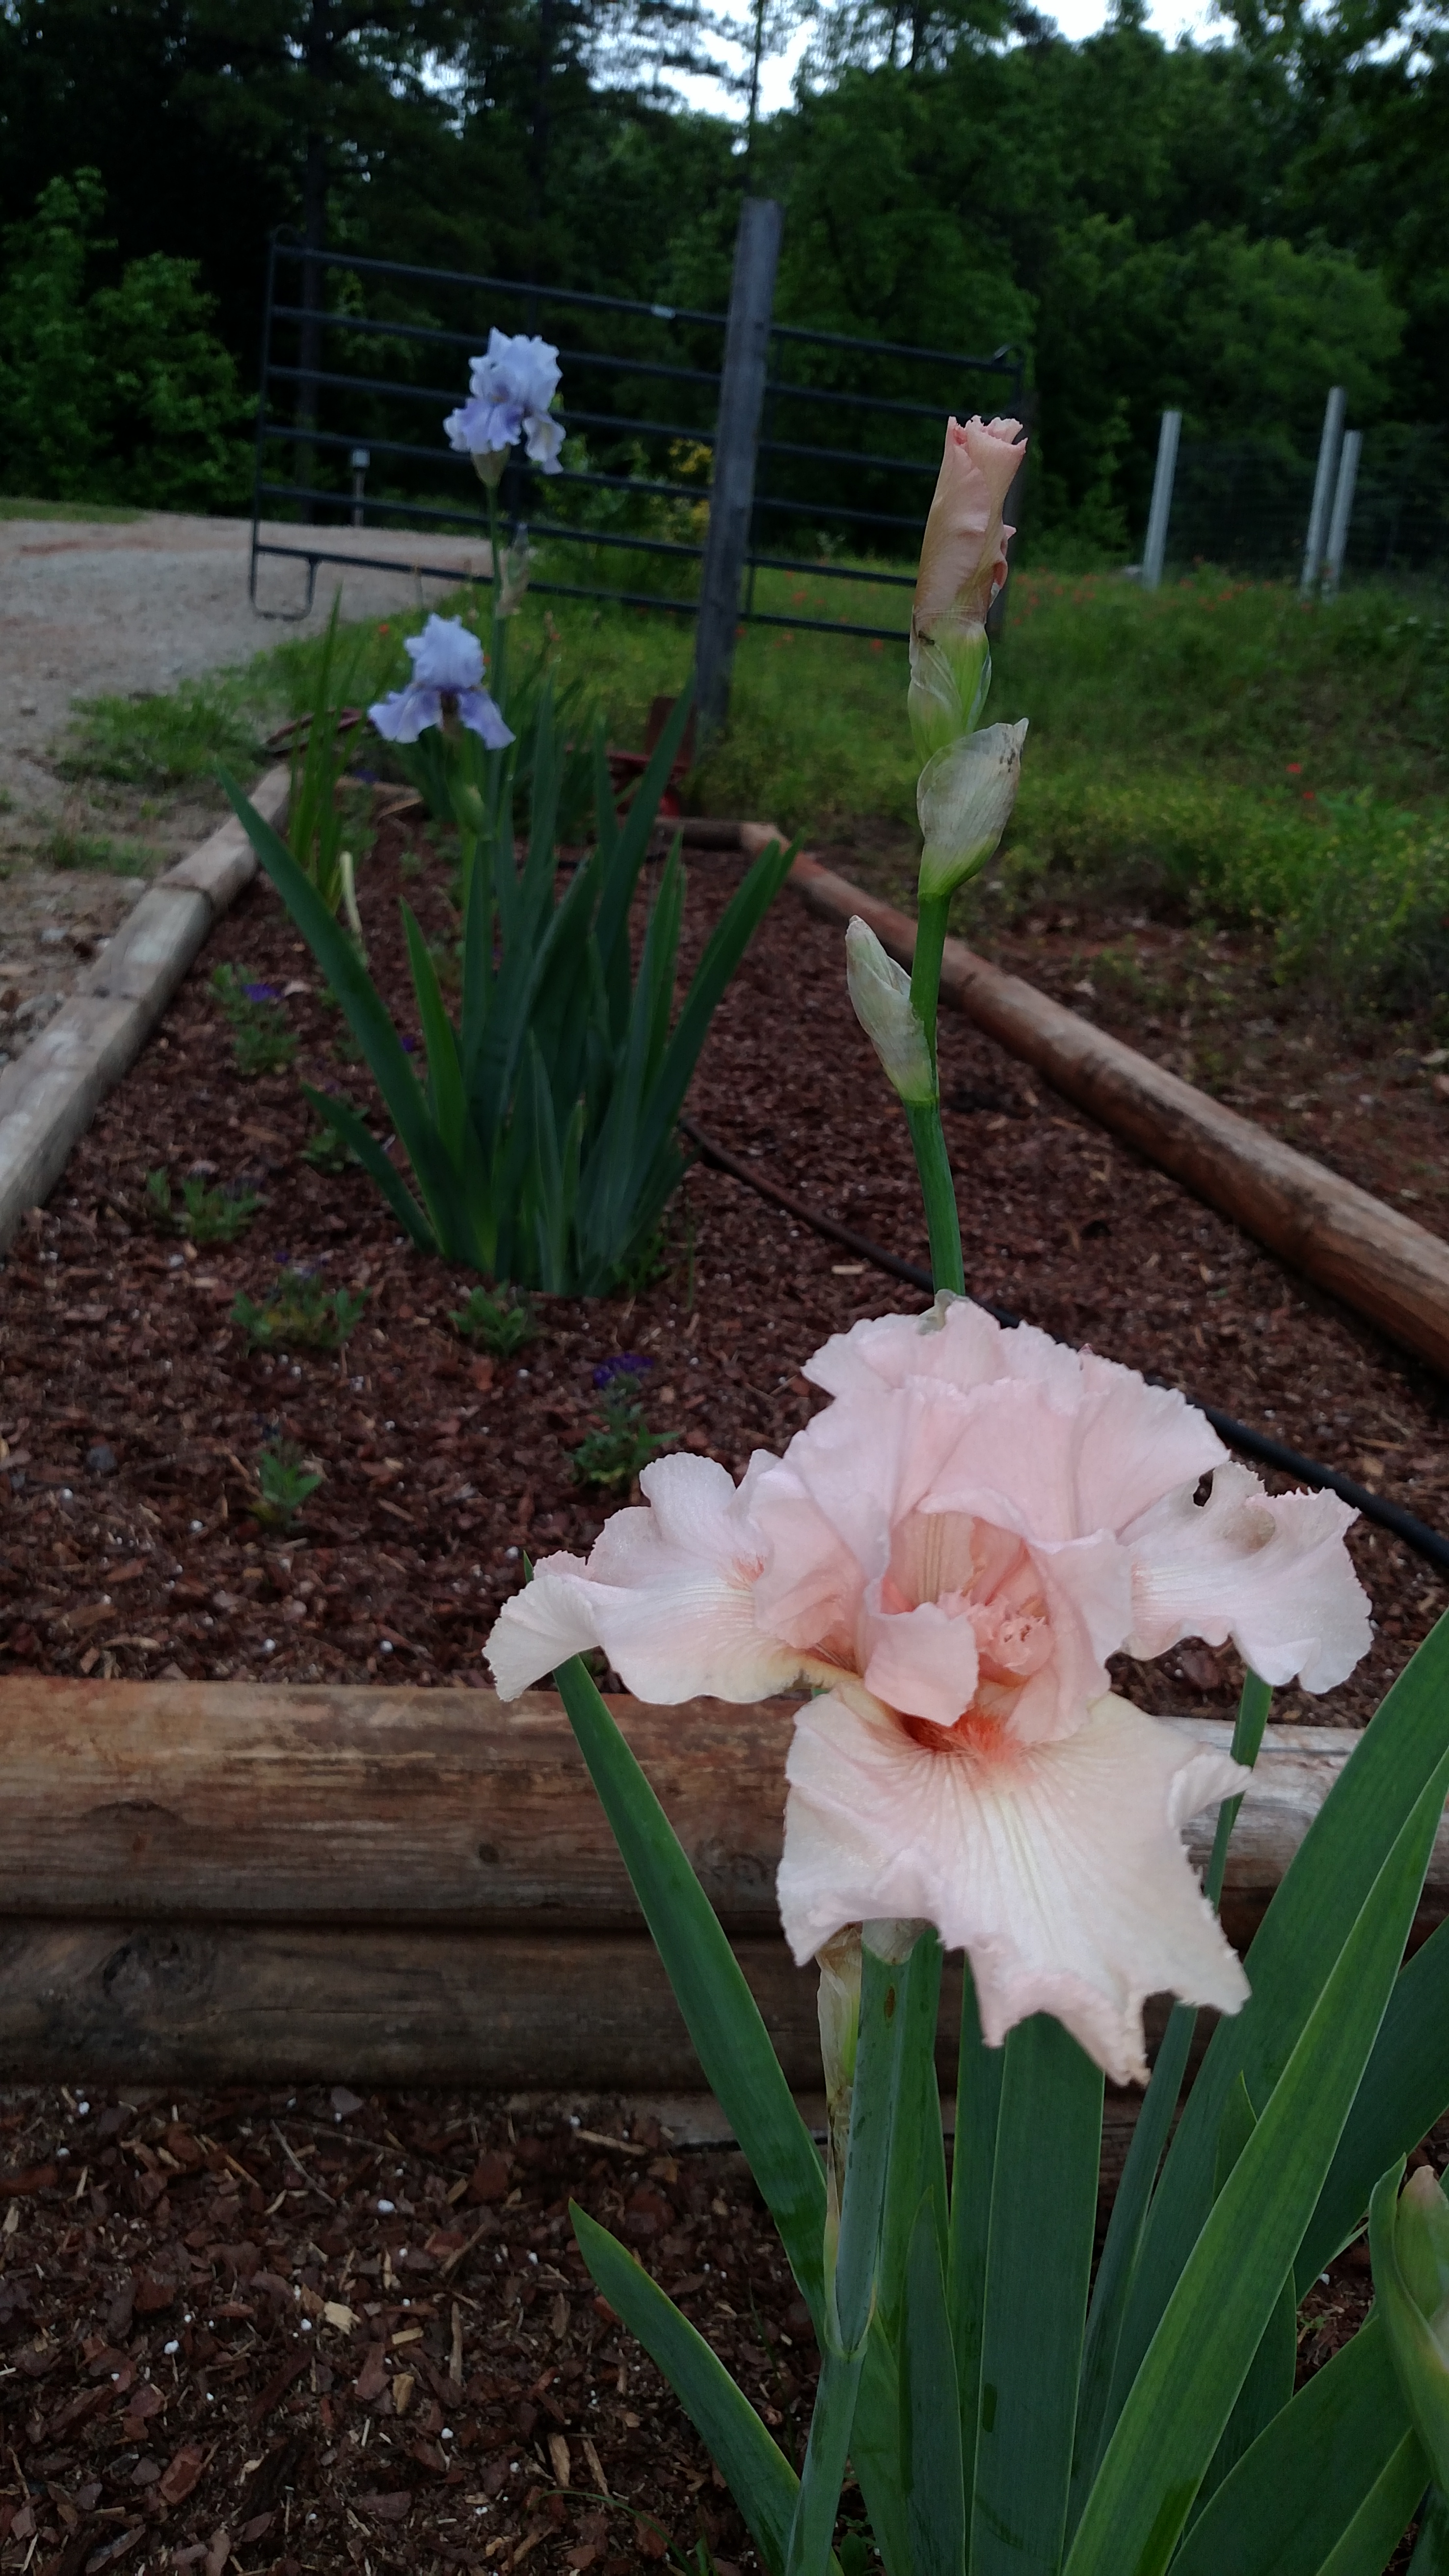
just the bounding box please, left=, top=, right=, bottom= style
left=486, top=1297, right=1370, bottom=2083
left=913, top=415, right=1024, bottom=639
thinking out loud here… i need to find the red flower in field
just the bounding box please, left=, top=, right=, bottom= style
left=1287, top=762, right=1302, bottom=775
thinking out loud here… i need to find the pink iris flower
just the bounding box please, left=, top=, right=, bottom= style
left=486, top=1297, right=1369, bottom=2083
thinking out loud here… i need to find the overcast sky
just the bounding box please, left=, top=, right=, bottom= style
left=670, top=0, right=1233, bottom=118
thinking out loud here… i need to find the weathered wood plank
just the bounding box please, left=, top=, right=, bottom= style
left=0, top=1678, right=793, bottom=1930
left=0, top=1679, right=1442, bottom=1942
left=0, top=1923, right=833, bottom=2089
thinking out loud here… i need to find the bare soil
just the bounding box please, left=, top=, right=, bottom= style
left=1, top=818, right=1446, bottom=1724
left=0, top=874, right=156, bottom=1073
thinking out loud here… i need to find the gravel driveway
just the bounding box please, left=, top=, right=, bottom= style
left=0, top=510, right=491, bottom=817
left=0, top=510, right=490, bottom=1069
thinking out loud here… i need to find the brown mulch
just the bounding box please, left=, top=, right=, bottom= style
left=0, top=815, right=1447, bottom=1724
left=0, top=2081, right=806, bottom=2576
left=0, top=2079, right=1438, bottom=2576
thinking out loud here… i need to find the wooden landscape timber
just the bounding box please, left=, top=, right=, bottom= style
left=709, top=824, right=1449, bottom=1381
left=0, top=766, right=290, bottom=1256
left=0, top=1676, right=1442, bottom=2087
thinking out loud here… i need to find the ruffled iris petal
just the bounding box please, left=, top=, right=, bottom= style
left=778, top=1690, right=1251, bottom=2084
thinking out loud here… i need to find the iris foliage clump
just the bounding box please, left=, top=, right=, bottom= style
left=227, top=689, right=792, bottom=1296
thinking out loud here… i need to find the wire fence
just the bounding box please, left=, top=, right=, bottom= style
left=250, top=231, right=1024, bottom=642
left=1158, top=426, right=1449, bottom=586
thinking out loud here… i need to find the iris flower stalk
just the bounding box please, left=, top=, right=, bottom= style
left=852, top=414, right=1028, bottom=1289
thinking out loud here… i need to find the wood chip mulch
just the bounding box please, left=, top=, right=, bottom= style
left=0, top=818, right=1445, bottom=1725
left=1, top=2082, right=1439, bottom=2576
left=0, top=2082, right=811, bottom=2576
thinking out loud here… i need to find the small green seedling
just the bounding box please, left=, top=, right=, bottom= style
left=211, top=963, right=298, bottom=1076
left=570, top=1363, right=677, bottom=1490
left=448, top=1284, right=537, bottom=1356
left=146, top=1167, right=262, bottom=1245
left=251, top=1436, right=323, bottom=1528
left=232, top=1268, right=369, bottom=1351
left=301, top=1113, right=359, bottom=1174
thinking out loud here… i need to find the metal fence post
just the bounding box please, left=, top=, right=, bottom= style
left=1322, top=428, right=1362, bottom=599
left=1141, top=410, right=1181, bottom=590
left=1301, top=386, right=1345, bottom=596
left=694, top=197, right=783, bottom=740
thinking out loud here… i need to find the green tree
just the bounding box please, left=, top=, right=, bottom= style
left=0, top=171, right=252, bottom=507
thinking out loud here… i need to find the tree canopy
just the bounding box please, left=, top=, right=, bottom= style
left=0, top=0, right=1442, bottom=542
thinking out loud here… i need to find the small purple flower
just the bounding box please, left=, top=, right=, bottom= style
left=401, top=1034, right=417, bottom=1053
left=593, top=1353, right=652, bottom=1390
left=369, top=613, right=513, bottom=750
left=243, top=980, right=281, bottom=1004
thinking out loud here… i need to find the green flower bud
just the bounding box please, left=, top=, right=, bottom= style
left=1369, top=2158, right=1449, bottom=2491
left=845, top=917, right=936, bottom=1106
left=917, top=719, right=1028, bottom=901
left=816, top=1926, right=861, bottom=2249
left=908, top=620, right=992, bottom=765
left=452, top=779, right=487, bottom=836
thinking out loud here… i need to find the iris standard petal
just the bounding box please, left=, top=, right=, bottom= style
left=406, top=615, right=486, bottom=693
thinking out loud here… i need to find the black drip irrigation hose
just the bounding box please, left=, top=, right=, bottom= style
left=679, top=1115, right=1449, bottom=1583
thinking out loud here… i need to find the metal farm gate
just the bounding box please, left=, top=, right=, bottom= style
left=249, top=200, right=1024, bottom=725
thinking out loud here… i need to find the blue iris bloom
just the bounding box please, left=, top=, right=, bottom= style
left=368, top=614, right=513, bottom=749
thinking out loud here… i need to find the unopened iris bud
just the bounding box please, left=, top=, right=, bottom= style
left=816, top=1926, right=861, bottom=2246
left=917, top=720, right=1028, bottom=901
left=846, top=917, right=936, bottom=1105
left=1369, top=2159, right=1449, bottom=2490
left=909, top=626, right=991, bottom=767
left=452, top=780, right=486, bottom=836
left=909, top=415, right=1025, bottom=763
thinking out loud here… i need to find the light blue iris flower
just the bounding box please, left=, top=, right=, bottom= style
left=443, top=328, right=564, bottom=474
left=368, top=615, right=513, bottom=747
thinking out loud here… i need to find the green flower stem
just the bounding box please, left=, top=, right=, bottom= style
left=485, top=483, right=509, bottom=721
left=909, top=887, right=950, bottom=1055
left=904, top=887, right=964, bottom=1295
left=1204, top=1668, right=1273, bottom=1908
left=905, top=1100, right=965, bottom=1296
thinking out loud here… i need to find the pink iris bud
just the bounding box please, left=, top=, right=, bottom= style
left=910, top=415, right=1026, bottom=763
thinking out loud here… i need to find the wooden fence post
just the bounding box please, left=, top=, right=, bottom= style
left=694, top=197, right=783, bottom=741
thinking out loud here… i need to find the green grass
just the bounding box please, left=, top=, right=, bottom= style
left=0, top=494, right=146, bottom=523
left=38, top=827, right=166, bottom=875
left=58, top=673, right=270, bottom=788
left=51, top=549, right=1449, bottom=1026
